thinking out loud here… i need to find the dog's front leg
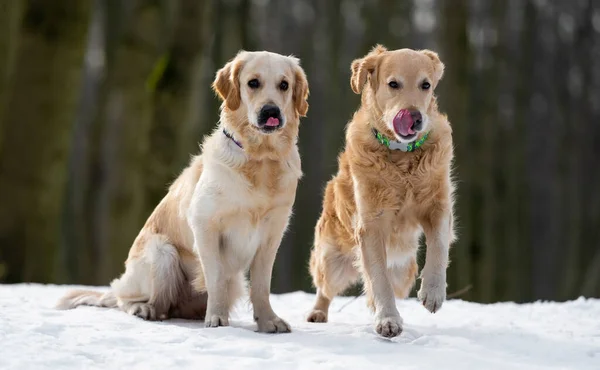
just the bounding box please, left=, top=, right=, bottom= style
left=418, top=205, right=453, bottom=313
left=189, top=191, right=231, bottom=328
left=352, top=172, right=402, bottom=337
left=192, top=225, right=231, bottom=327
left=357, top=218, right=403, bottom=338
left=249, top=208, right=291, bottom=333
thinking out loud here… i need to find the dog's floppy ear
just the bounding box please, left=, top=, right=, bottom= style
left=420, top=49, right=445, bottom=88
left=212, top=51, right=246, bottom=111
left=350, top=44, right=387, bottom=94
left=292, top=61, right=309, bottom=117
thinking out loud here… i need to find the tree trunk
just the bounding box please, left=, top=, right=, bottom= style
left=91, top=0, right=163, bottom=281
left=286, top=0, right=330, bottom=292
left=476, top=0, right=501, bottom=303
left=559, top=1, right=598, bottom=300
left=525, top=1, right=563, bottom=301
left=438, top=0, right=472, bottom=300
left=146, top=0, right=210, bottom=215
left=0, top=0, right=25, bottom=152
left=0, top=0, right=91, bottom=283
left=498, top=0, right=528, bottom=302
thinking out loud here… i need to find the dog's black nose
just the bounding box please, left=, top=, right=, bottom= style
left=260, top=104, right=280, bottom=119
left=410, top=110, right=422, bottom=125
left=410, top=110, right=423, bottom=129
left=257, top=104, right=283, bottom=131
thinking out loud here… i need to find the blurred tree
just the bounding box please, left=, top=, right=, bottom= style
left=470, top=0, right=502, bottom=303
left=61, top=0, right=109, bottom=284
left=146, top=0, right=214, bottom=217
left=283, top=0, right=327, bottom=292
left=0, top=0, right=598, bottom=302
left=559, top=0, right=600, bottom=299
left=524, top=0, right=564, bottom=301
left=0, top=0, right=25, bottom=154
left=0, top=0, right=91, bottom=282
left=437, top=0, right=472, bottom=300
left=89, top=0, right=165, bottom=281
left=496, top=0, right=529, bottom=302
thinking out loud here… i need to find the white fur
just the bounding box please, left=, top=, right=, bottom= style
left=386, top=248, right=413, bottom=269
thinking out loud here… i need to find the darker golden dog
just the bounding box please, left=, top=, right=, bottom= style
left=307, top=45, right=456, bottom=338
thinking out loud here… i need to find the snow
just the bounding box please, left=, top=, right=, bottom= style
left=1, top=284, right=599, bottom=370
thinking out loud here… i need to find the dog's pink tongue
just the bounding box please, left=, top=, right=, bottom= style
left=266, top=117, right=280, bottom=127
left=393, top=109, right=415, bottom=136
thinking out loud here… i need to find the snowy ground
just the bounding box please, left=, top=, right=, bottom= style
left=0, top=284, right=599, bottom=370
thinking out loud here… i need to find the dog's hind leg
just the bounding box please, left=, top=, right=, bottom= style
left=169, top=289, right=208, bottom=320
left=110, top=233, right=185, bottom=321
left=386, top=234, right=420, bottom=300
left=307, top=241, right=359, bottom=323
left=389, top=256, right=419, bottom=299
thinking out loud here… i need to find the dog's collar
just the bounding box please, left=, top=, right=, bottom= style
left=223, top=128, right=243, bottom=149
left=372, top=128, right=429, bottom=152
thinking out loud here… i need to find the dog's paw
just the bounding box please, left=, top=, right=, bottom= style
left=374, top=315, right=403, bottom=338
left=306, top=309, right=328, bottom=323
left=127, top=302, right=156, bottom=321
left=205, top=314, right=229, bottom=328
left=126, top=302, right=158, bottom=321
left=418, top=274, right=447, bottom=313
left=256, top=315, right=291, bottom=333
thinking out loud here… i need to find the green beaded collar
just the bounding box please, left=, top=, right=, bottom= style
left=372, top=128, right=430, bottom=152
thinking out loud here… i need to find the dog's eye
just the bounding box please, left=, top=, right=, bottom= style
left=388, top=81, right=400, bottom=89
left=279, top=81, right=289, bottom=91
left=421, top=81, right=431, bottom=90
left=248, top=79, right=260, bottom=89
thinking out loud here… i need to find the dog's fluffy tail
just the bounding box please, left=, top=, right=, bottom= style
left=55, top=289, right=117, bottom=310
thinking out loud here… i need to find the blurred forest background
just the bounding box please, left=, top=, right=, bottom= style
left=0, top=0, right=599, bottom=303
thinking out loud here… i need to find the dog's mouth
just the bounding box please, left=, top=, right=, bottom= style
left=392, top=109, right=423, bottom=141
left=398, top=132, right=417, bottom=141
left=259, top=116, right=283, bottom=133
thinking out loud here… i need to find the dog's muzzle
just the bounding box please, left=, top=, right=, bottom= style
left=257, top=104, right=283, bottom=132
left=393, top=109, right=423, bottom=139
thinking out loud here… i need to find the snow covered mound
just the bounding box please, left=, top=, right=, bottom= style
left=0, top=284, right=599, bottom=370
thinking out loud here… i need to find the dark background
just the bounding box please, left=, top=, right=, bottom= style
left=1, top=0, right=599, bottom=303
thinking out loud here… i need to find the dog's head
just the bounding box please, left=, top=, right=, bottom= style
left=351, top=45, right=444, bottom=143
left=212, top=50, right=309, bottom=135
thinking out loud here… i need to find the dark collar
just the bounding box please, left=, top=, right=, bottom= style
left=372, top=127, right=430, bottom=152
left=223, top=129, right=242, bottom=149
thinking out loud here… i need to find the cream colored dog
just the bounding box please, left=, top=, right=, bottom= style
left=57, top=50, right=309, bottom=333
left=307, top=45, right=455, bottom=337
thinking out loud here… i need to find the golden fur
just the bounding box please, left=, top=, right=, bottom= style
left=57, top=50, right=309, bottom=333
left=307, top=45, right=456, bottom=337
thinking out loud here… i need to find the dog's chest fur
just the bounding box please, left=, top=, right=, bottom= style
left=200, top=149, right=301, bottom=271
left=355, top=146, right=445, bottom=211
left=385, top=150, right=435, bottom=205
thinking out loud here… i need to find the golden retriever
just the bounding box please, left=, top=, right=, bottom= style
left=306, top=45, right=455, bottom=337
left=57, top=50, right=309, bottom=333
